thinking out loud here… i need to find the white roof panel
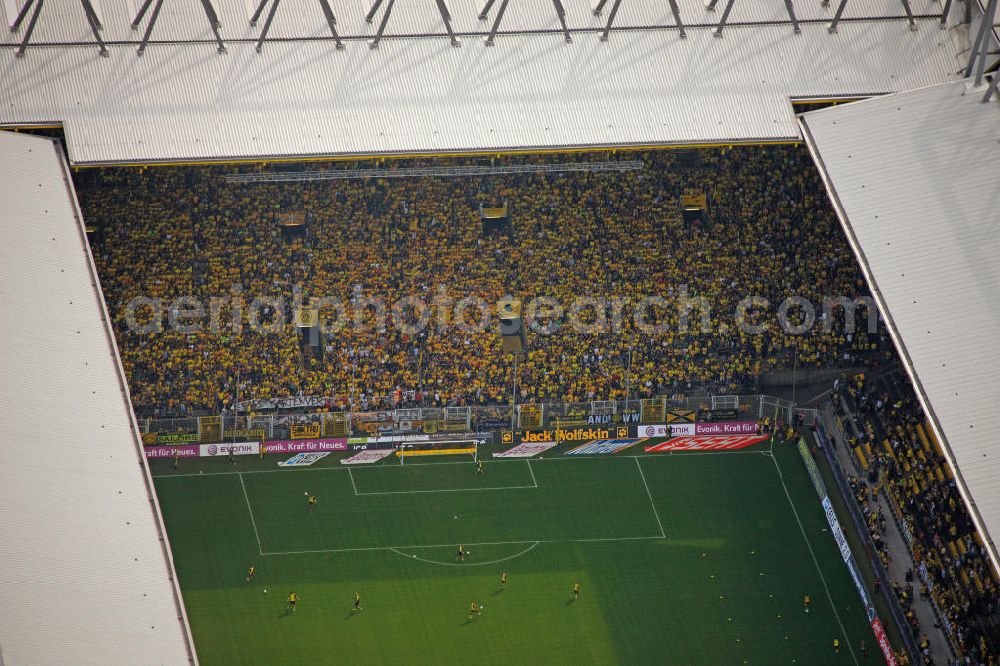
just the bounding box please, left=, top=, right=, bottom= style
left=0, top=17, right=959, bottom=164
left=0, top=131, right=196, bottom=665
left=800, top=81, right=1000, bottom=576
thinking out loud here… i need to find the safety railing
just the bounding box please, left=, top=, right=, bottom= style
left=139, top=394, right=795, bottom=442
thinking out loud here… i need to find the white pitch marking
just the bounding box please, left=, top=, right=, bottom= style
left=389, top=541, right=541, bottom=567
left=355, top=484, right=538, bottom=496
left=239, top=472, right=263, bottom=556
left=348, top=467, right=359, bottom=496
left=634, top=456, right=666, bottom=538
left=771, top=447, right=859, bottom=666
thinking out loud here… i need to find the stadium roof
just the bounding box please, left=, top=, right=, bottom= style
left=800, top=80, right=1000, bottom=576
left=0, top=131, right=196, bottom=665
left=1, top=0, right=961, bottom=164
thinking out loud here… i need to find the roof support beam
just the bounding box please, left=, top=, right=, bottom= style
left=965, top=0, right=999, bottom=84
left=198, top=0, right=227, bottom=51
left=366, top=0, right=385, bottom=23
left=366, top=0, right=457, bottom=48
left=783, top=0, right=801, bottom=33
left=131, top=0, right=154, bottom=28
left=830, top=0, right=916, bottom=32
left=939, top=0, right=953, bottom=27
left=434, top=0, right=461, bottom=46
left=668, top=0, right=687, bottom=38
left=11, top=0, right=108, bottom=58
left=12, top=0, right=43, bottom=58
left=250, top=0, right=269, bottom=25
left=317, top=0, right=346, bottom=50
left=10, top=0, right=36, bottom=31
left=251, top=0, right=345, bottom=49
left=599, top=0, right=622, bottom=41
left=135, top=0, right=165, bottom=55
left=478, top=0, right=497, bottom=20
left=983, top=72, right=1000, bottom=102
left=713, top=0, right=736, bottom=37
left=254, top=0, right=281, bottom=52
left=134, top=0, right=226, bottom=55
left=80, top=0, right=102, bottom=28
left=79, top=0, right=109, bottom=55
left=828, top=0, right=848, bottom=32
left=600, top=0, right=685, bottom=41
left=900, top=0, right=917, bottom=30
left=369, top=0, right=395, bottom=48
left=551, top=0, right=572, bottom=42
left=484, top=0, right=510, bottom=46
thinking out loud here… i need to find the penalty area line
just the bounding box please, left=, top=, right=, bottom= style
left=527, top=459, right=538, bottom=488
left=239, top=472, right=263, bottom=556
left=355, top=484, right=538, bottom=496
left=634, top=456, right=666, bottom=538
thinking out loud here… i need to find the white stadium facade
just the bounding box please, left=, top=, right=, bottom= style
left=1, top=0, right=998, bottom=662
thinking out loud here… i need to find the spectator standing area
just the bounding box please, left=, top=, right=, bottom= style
left=151, top=438, right=875, bottom=665
left=76, top=146, right=888, bottom=415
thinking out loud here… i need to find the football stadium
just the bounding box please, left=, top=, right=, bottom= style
left=1, top=1, right=999, bottom=665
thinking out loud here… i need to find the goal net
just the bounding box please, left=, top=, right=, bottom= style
left=395, top=439, right=484, bottom=464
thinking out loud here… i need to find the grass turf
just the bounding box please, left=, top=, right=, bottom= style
left=152, top=441, right=874, bottom=664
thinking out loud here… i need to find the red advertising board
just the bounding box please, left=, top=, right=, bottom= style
left=871, top=618, right=897, bottom=665
left=644, top=434, right=769, bottom=452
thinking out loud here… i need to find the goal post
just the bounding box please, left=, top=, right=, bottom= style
left=395, top=438, right=484, bottom=465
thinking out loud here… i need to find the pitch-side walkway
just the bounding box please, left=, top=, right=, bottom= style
left=822, top=403, right=951, bottom=666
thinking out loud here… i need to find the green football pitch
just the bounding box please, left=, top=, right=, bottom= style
left=151, top=440, right=873, bottom=665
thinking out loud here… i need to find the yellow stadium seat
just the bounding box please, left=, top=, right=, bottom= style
left=924, top=423, right=944, bottom=456
left=915, top=424, right=932, bottom=453
left=855, top=446, right=868, bottom=470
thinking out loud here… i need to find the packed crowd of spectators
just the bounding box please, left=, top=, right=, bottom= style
left=75, top=147, right=886, bottom=415
left=835, top=373, right=999, bottom=664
